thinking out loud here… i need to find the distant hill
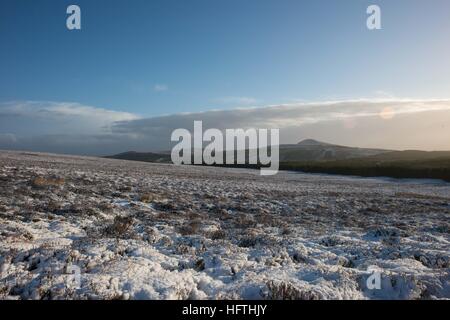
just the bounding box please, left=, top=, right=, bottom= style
left=106, top=139, right=391, bottom=164
left=297, top=139, right=334, bottom=146
left=278, top=139, right=390, bottom=161
left=105, top=141, right=450, bottom=181
left=105, top=151, right=171, bottom=163
left=363, top=150, right=450, bottom=162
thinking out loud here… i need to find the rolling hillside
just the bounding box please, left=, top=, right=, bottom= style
left=106, top=140, right=450, bottom=181
left=107, top=139, right=391, bottom=163
left=105, top=151, right=171, bottom=163
left=278, top=139, right=390, bottom=161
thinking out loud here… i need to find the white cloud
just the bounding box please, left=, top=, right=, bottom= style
left=0, top=101, right=138, bottom=133
left=0, top=101, right=141, bottom=154
left=114, top=98, right=450, bottom=130
left=214, top=96, right=259, bottom=106
left=112, top=98, right=450, bottom=151
left=1, top=98, right=450, bottom=154
left=153, top=84, right=168, bottom=92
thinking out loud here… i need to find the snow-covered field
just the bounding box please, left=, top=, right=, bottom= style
left=0, top=151, right=449, bottom=300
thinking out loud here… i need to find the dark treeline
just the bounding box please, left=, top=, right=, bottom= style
left=280, top=162, right=450, bottom=182
left=107, top=149, right=450, bottom=182
left=201, top=159, right=450, bottom=182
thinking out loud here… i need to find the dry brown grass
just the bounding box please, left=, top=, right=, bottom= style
left=395, top=192, right=450, bottom=201
left=234, top=214, right=256, bottom=229
left=194, top=259, right=205, bottom=271
left=31, top=176, right=65, bottom=188
left=105, top=216, right=134, bottom=237
left=265, top=280, right=322, bottom=300
left=139, top=193, right=161, bottom=203
left=178, top=221, right=201, bottom=235
left=209, top=229, right=227, bottom=240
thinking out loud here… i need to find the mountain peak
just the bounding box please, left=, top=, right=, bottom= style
left=297, top=139, right=330, bottom=146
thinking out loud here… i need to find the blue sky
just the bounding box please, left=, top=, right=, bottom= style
left=1, top=0, right=450, bottom=154
left=1, top=0, right=449, bottom=116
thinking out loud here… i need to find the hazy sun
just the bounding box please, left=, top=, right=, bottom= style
left=379, top=107, right=396, bottom=120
